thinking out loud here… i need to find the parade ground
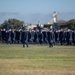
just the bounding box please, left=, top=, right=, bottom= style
left=0, top=43, right=75, bottom=75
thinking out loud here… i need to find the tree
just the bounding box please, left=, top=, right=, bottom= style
left=66, top=19, right=75, bottom=28
left=56, top=19, right=75, bottom=29
left=0, top=18, right=24, bottom=29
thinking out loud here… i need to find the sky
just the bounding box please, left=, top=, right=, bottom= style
left=0, top=0, right=75, bottom=14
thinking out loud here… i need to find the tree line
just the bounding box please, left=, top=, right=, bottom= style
left=56, top=19, right=75, bottom=29
left=0, top=18, right=24, bottom=29
left=0, top=18, right=75, bottom=29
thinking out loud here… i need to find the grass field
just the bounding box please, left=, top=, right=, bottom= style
left=0, top=43, right=75, bottom=75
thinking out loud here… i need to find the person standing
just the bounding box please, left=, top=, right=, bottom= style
left=10, top=29, right=15, bottom=43
left=59, top=29, right=64, bottom=45
left=72, top=30, right=75, bottom=45
left=21, top=28, right=28, bottom=48
left=5, top=30, right=9, bottom=44
left=0, top=29, right=1, bottom=41
left=47, top=29, right=53, bottom=47
left=1, top=29, right=6, bottom=43
left=66, top=29, right=70, bottom=45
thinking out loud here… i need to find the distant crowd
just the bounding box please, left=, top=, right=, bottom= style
left=0, top=28, right=75, bottom=47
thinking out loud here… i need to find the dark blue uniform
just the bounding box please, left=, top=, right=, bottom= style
left=21, top=30, right=28, bottom=47
left=42, top=31, right=47, bottom=43
left=38, top=32, right=43, bottom=44
left=15, top=30, right=20, bottom=43
left=47, top=30, right=53, bottom=47
left=28, top=31, right=31, bottom=42
left=33, top=31, right=38, bottom=43
left=72, top=31, right=75, bottom=45
left=5, top=31, right=9, bottom=44
left=59, top=30, right=64, bottom=45
left=0, top=29, right=1, bottom=41
left=1, top=29, right=6, bottom=43
left=10, top=30, right=15, bottom=43
left=66, top=30, right=70, bottom=45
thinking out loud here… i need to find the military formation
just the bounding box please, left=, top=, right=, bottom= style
left=0, top=27, right=75, bottom=48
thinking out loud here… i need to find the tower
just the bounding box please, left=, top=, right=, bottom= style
left=53, top=11, right=57, bottom=23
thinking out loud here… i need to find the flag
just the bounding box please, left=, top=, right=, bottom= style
left=6, top=26, right=9, bottom=31
left=52, top=24, right=55, bottom=32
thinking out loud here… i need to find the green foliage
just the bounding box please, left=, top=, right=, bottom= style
left=0, top=18, right=75, bottom=29
left=57, top=19, right=75, bottom=29
left=66, top=19, right=75, bottom=28
left=0, top=18, right=24, bottom=29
